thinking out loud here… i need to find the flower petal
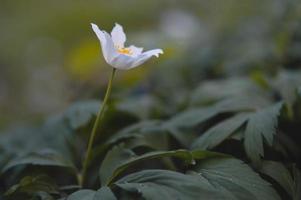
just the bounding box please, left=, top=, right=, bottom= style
left=91, top=23, right=118, bottom=63
left=142, top=49, right=164, bottom=58
left=128, top=49, right=164, bottom=69
left=102, top=31, right=118, bottom=63
left=110, top=54, right=136, bottom=70
left=129, top=45, right=143, bottom=57
left=91, top=23, right=108, bottom=61
left=111, top=23, right=126, bottom=48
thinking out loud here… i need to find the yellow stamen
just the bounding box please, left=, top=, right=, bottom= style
left=117, top=47, right=132, bottom=55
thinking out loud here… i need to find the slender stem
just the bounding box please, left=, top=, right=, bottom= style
left=80, top=68, right=116, bottom=187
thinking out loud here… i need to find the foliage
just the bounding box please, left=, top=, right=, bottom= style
left=1, top=1, right=301, bottom=199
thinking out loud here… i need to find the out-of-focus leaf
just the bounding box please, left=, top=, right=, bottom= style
left=292, top=165, right=301, bottom=200
left=67, top=189, right=95, bottom=200
left=0, top=126, right=47, bottom=156
left=273, top=132, right=301, bottom=160
left=190, top=78, right=266, bottom=105
left=107, top=120, right=168, bottom=150
left=261, top=161, right=301, bottom=200
left=213, top=95, right=270, bottom=113
left=100, top=145, right=222, bottom=186
left=63, top=100, right=100, bottom=130
left=260, top=161, right=294, bottom=197
left=2, top=149, right=75, bottom=173
left=244, top=102, right=283, bottom=165
left=195, top=157, right=281, bottom=200
left=5, top=175, right=58, bottom=198
left=117, top=95, right=164, bottom=120
left=192, top=113, right=249, bottom=150
left=164, top=95, right=270, bottom=147
left=94, top=187, right=117, bottom=200
left=99, top=145, right=135, bottom=186
left=163, top=108, right=220, bottom=147
left=164, top=107, right=218, bottom=130
left=67, top=187, right=117, bottom=200
left=115, top=169, right=222, bottom=200
left=272, top=70, right=301, bottom=106
left=33, top=191, right=55, bottom=200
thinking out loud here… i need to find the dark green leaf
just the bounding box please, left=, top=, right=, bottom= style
left=5, top=175, right=58, bottom=197
left=190, top=78, right=266, bottom=106
left=67, top=188, right=117, bottom=200
left=272, top=70, right=301, bottom=106
left=195, top=157, right=281, bottom=200
left=2, top=149, right=75, bottom=173
left=261, top=161, right=301, bottom=200
left=108, top=120, right=168, bottom=150
left=192, top=113, right=249, bottom=150
left=115, top=169, right=222, bottom=200
left=63, top=100, right=100, bottom=130
left=94, top=187, right=117, bottom=200
left=260, top=161, right=294, bottom=197
left=244, top=102, right=283, bottom=165
left=67, top=190, right=95, bottom=200
left=100, top=145, right=222, bottom=186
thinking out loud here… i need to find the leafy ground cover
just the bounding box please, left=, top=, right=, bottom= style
left=1, top=1, right=301, bottom=200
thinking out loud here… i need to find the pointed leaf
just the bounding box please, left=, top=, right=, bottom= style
left=115, top=169, right=222, bottom=200
left=100, top=145, right=222, bottom=186
left=67, top=190, right=95, bottom=200
left=196, top=158, right=281, bottom=200
left=94, top=187, right=117, bottom=200
left=244, top=102, right=283, bottom=165
left=260, top=161, right=294, bottom=197
left=192, top=113, right=249, bottom=150
left=2, top=149, right=75, bottom=173
left=5, top=175, right=58, bottom=197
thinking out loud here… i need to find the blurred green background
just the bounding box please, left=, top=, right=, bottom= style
left=1, top=0, right=301, bottom=129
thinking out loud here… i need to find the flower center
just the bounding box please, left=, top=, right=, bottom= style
left=117, top=47, right=132, bottom=55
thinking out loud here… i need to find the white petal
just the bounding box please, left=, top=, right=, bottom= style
left=110, top=54, right=136, bottom=70
left=91, top=23, right=108, bottom=61
left=129, top=48, right=164, bottom=69
left=91, top=23, right=106, bottom=43
left=129, top=45, right=143, bottom=57
left=142, top=49, right=164, bottom=58
left=111, top=23, right=126, bottom=48
left=91, top=23, right=118, bottom=63
left=102, top=31, right=118, bottom=63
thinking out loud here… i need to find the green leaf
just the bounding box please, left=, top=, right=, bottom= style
left=244, top=102, right=283, bottom=165
left=33, top=191, right=55, bottom=200
left=261, top=161, right=301, bottom=200
left=272, top=70, right=301, bottom=106
left=291, top=165, right=301, bottom=200
left=63, top=100, right=100, bottom=130
left=99, top=145, right=135, bottom=186
left=108, top=120, right=168, bottom=150
left=164, top=107, right=218, bottom=129
left=163, top=107, right=218, bottom=147
left=115, top=169, right=222, bottom=200
left=5, top=175, right=58, bottom=197
left=67, top=190, right=95, bottom=200
left=195, top=157, right=281, bottom=200
left=190, top=78, right=266, bottom=106
left=67, top=188, right=117, bottom=200
left=164, top=96, right=269, bottom=147
left=260, top=161, right=294, bottom=197
left=94, top=187, right=117, bottom=200
left=192, top=113, right=249, bottom=150
left=100, top=145, right=222, bottom=186
left=2, top=149, right=75, bottom=173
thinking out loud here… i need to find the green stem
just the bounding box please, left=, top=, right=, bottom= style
left=80, top=68, right=116, bottom=187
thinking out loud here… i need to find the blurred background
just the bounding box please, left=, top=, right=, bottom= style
left=1, top=0, right=301, bottom=130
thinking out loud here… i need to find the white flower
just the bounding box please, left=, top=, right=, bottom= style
left=91, top=23, right=163, bottom=70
